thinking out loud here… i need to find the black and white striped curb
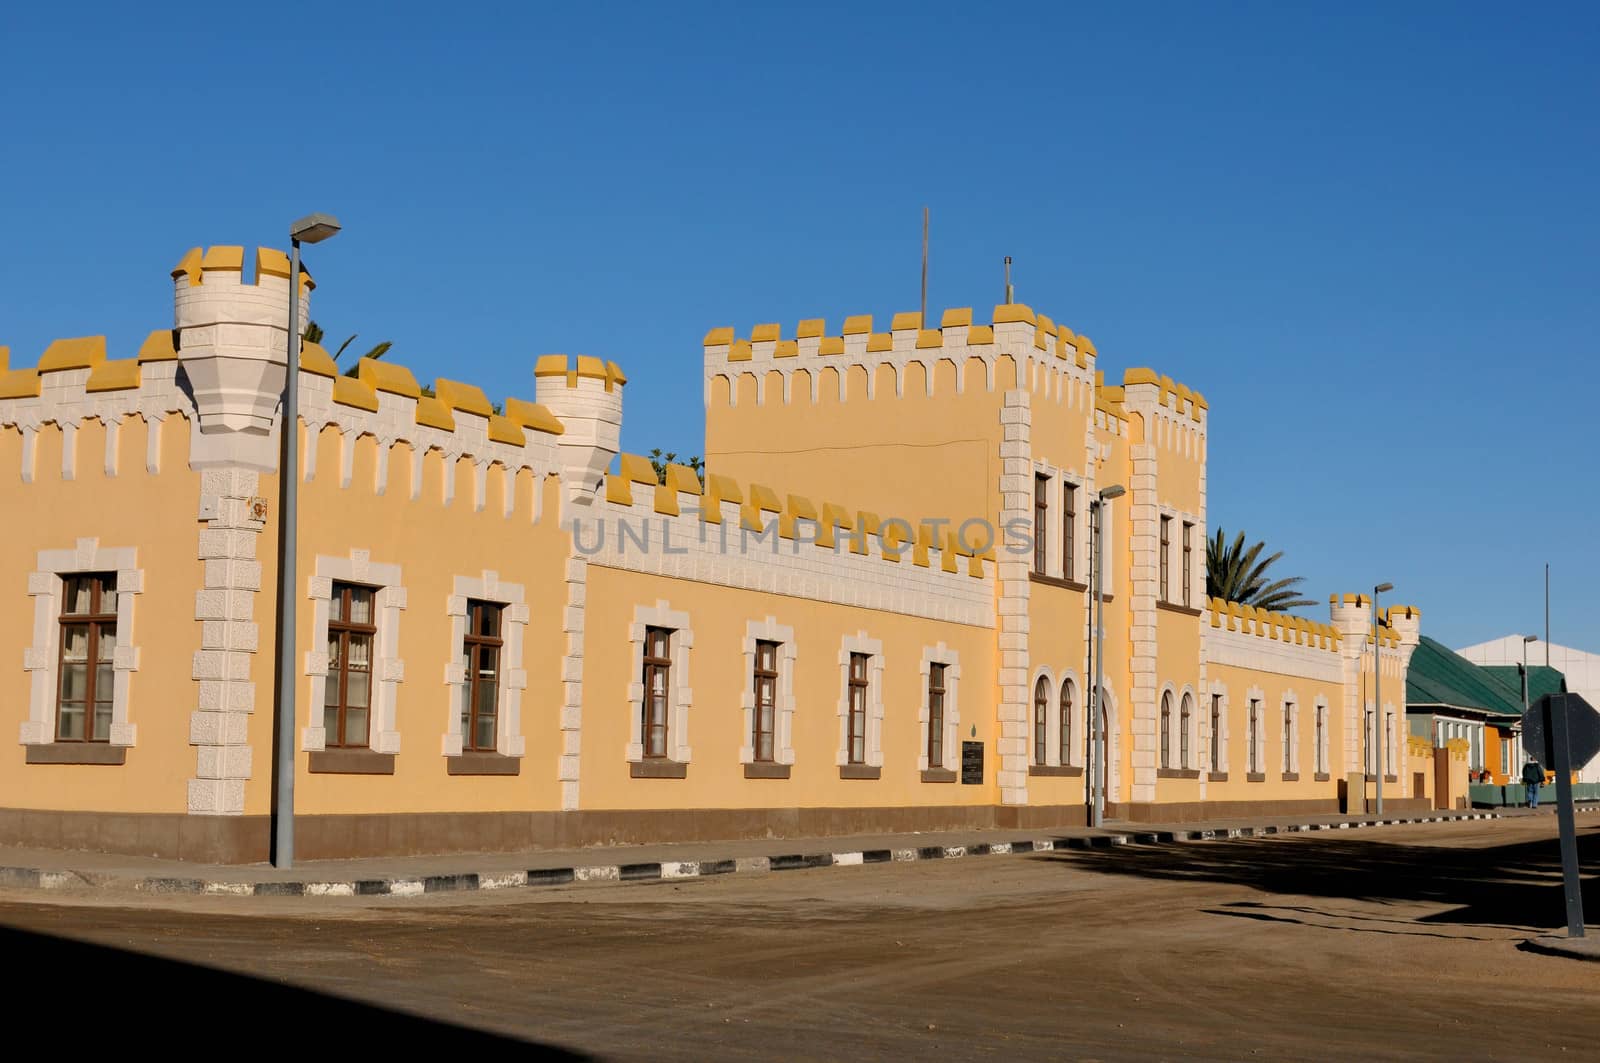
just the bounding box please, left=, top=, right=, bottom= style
left=0, top=808, right=1560, bottom=900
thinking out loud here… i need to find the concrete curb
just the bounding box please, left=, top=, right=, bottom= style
left=0, top=809, right=1536, bottom=901
left=1521, top=934, right=1600, bottom=963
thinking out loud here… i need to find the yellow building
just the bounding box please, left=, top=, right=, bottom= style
left=0, top=245, right=1437, bottom=862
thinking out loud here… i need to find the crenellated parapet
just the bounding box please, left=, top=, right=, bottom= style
left=704, top=303, right=1099, bottom=414
left=1119, top=368, right=1208, bottom=460
left=1207, top=598, right=1340, bottom=649
left=574, top=453, right=995, bottom=626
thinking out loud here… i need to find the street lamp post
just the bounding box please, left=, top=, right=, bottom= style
left=1086, top=484, right=1125, bottom=828
left=1372, top=581, right=1394, bottom=817
left=1521, top=635, right=1538, bottom=769
left=271, top=213, right=341, bottom=870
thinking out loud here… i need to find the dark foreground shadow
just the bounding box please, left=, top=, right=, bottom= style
left=2, top=924, right=592, bottom=1054
left=1042, top=826, right=1600, bottom=931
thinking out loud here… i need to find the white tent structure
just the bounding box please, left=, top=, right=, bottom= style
left=1457, top=636, right=1600, bottom=784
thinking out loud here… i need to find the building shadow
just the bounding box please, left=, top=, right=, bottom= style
left=1038, top=828, right=1600, bottom=931
left=2, top=923, right=592, bottom=1054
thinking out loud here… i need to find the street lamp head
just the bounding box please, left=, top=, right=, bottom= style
left=1099, top=484, right=1126, bottom=501
left=1374, top=582, right=1394, bottom=594
left=290, top=212, right=342, bottom=244
left=1524, top=634, right=1539, bottom=644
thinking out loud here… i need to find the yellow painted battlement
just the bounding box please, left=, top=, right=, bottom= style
left=1122, top=367, right=1207, bottom=424
left=171, top=245, right=315, bottom=293
left=0, top=329, right=188, bottom=399
left=534, top=354, right=627, bottom=391
left=1207, top=597, right=1341, bottom=650
left=706, top=303, right=1097, bottom=371
left=600, top=453, right=991, bottom=579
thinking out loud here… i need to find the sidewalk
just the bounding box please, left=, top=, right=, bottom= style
left=9, top=804, right=1590, bottom=900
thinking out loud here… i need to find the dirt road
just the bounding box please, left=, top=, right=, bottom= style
left=3, top=816, right=1595, bottom=1060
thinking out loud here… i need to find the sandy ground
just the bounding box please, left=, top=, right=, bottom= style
left=3, top=816, right=1596, bottom=1060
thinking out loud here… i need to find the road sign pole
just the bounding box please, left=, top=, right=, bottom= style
left=1546, top=693, right=1586, bottom=938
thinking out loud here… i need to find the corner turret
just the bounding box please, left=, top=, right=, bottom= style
left=534, top=354, right=624, bottom=506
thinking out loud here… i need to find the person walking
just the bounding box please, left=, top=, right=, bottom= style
left=1521, top=757, right=1545, bottom=809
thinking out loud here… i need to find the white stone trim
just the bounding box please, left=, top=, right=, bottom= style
left=1313, top=695, right=1330, bottom=775
left=626, top=600, right=693, bottom=763
left=300, top=550, right=406, bottom=754
left=1206, top=680, right=1230, bottom=776
left=741, top=616, right=797, bottom=766
left=559, top=554, right=587, bottom=809
left=918, top=644, right=961, bottom=771
left=836, top=632, right=885, bottom=768
left=1245, top=685, right=1266, bottom=774
left=1030, top=666, right=1058, bottom=766
left=20, top=539, right=143, bottom=747
left=1091, top=680, right=1123, bottom=799
left=441, top=571, right=528, bottom=758
left=1282, top=691, right=1300, bottom=775
left=1177, top=687, right=1197, bottom=771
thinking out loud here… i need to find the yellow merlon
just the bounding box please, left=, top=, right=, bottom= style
left=39, top=336, right=106, bottom=372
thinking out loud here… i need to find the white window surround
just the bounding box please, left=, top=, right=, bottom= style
left=1177, top=685, right=1197, bottom=770
left=1314, top=695, right=1330, bottom=774
left=442, top=570, right=529, bottom=757
left=1059, top=669, right=1082, bottom=767
left=1157, top=682, right=1177, bottom=769
left=1060, top=473, right=1084, bottom=583
left=1207, top=682, right=1230, bottom=775
left=836, top=632, right=885, bottom=767
left=1245, top=684, right=1266, bottom=773
left=919, top=644, right=962, bottom=771
left=1088, top=680, right=1122, bottom=797
left=740, top=616, right=796, bottom=766
left=1031, top=463, right=1055, bottom=576
left=1282, top=691, right=1300, bottom=774
left=1030, top=666, right=1057, bottom=766
left=627, top=600, right=694, bottom=763
left=301, top=550, right=406, bottom=754
left=20, top=539, right=143, bottom=746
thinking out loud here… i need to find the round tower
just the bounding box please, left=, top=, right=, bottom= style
left=173, top=245, right=310, bottom=438
left=534, top=354, right=624, bottom=507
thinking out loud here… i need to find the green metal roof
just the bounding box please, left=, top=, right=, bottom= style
left=1406, top=636, right=1524, bottom=720
left=1479, top=664, right=1567, bottom=705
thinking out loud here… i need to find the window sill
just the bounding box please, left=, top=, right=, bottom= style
left=631, top=759, right=688, bottom=779
left=743, top=761, right=790, bottom=780
left=839, top=764, right=881, bottom=780
left=25, top=743, right=127, bottom=765
left=1028, top=572, right=1089, bottom=593
left=1384, top=775, right=1398, bottom=784
left=1157, top=768, right=1200, bottom=779
left=309, top=749, right=396, bottom=775
left=447, top=752, right=521, bottom=776
left=1314, top=772, right=1330, bottom=782
left=1156, top=601, right=1203, bottom=617
left=1208, top=772, right=1229, bottom=782
left=921, top=767, right=958, bottom=783
left=1281, top=772, right=1300, bottom=782
left=1246, top=772, right=1266, bottom=783
left=1028, top=764, right=1083, bottom=777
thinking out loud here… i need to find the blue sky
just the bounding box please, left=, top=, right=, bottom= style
left=3, top=2, right=1596, bottom=651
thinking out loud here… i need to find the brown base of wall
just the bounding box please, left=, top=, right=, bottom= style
left=0, top=795, right=1437, bottom=863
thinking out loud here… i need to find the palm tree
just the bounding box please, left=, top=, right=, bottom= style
left=1206, top=528, right=1316, bottom=611
left=648, top=448, right=704, bottom=483
left=303, top=321, right=392, bottom=377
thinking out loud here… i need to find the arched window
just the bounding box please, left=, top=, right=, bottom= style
left=1180, top=693, right=1193, bottom=769
left=1160, top=691, right=1172, bottom=769
left=1060, top=681, right=1074, bottom=766
left=1034, top=677, right=1050, bottom=765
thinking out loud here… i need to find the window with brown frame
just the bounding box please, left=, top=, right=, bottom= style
left=1159, top=516, right=1171, bottom=602
left=927, top=663, right=946, bottom=769
left=643, top=627, right=673, bottom=758
left=847, top=652, right=869, bottom=765
left=1315, top=705, right=1327, bottom=774
left=1063, top=483, right=1077, bottom=582
left=461, top=599, right=503, bottom=752
left=1180, top=693, right=1193, bottom=769
left=1033, top=473, right=1049, bottom=575
left=1181, top=521, right=1193, bottom=607
left=1248, top=699, right=1261, bottom=773
left=1033, top=676, right=1050, bottom=765
left=1160, top=691, right=1172, bottom=769
left=1283, top=703, right=1294, bottom=773
left=1059, top=681, right=1073, bottom=766
left=324, top=582, right=377, bottom=748
left=1210, top=694, right=1222, bottom=772
left=753, top=639, right=779, bottom=763
left=56, top=573, right=117, bottom=742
